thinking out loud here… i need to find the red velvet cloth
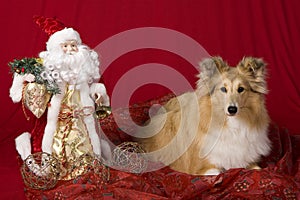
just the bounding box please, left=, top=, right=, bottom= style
left=24, top=94, right=300, bottom=199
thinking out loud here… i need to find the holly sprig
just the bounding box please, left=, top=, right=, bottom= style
left=9, top=57, right=41, bottom=74
left=8, top=57, right=60, bottom=94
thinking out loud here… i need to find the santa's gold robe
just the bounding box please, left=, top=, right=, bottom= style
left=52, top=87, right=95, bottom=180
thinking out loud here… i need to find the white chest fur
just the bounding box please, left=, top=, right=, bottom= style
left=201, top=117, right=271, bottom=170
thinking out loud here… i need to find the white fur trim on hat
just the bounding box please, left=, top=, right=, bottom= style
left=46, top=28, right=82, bottom=52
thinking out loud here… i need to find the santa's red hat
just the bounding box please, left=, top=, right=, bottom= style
left=34, top=16, right=82, bottom=52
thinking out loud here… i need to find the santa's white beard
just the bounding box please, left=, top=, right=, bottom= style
left=40, top=45, right=100, bottom=85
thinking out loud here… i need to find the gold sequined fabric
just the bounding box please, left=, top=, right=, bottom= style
left=23, top=83, right=51, bottom=118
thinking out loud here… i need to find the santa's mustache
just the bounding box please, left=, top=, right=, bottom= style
left=61, top=51, right=86, bottom=68
left=42, top=46, right=90, bottom=68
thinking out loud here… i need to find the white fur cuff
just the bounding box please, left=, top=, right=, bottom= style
left=15, top=132, right=32, bottom=160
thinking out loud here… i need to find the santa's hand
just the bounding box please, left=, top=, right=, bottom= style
left=10, top=73, right=24, bottom=103
left=15, top=132, right=32, bottom=160
left=10, top=73, right=36, bottom=103
left=90, top=83, right=110, bottom=106
left=95, top=93, right=110, bottom=107
left=23, top=74, right=35, bottom=83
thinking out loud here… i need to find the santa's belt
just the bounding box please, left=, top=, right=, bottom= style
left=59, top=104, right=95, bottom=119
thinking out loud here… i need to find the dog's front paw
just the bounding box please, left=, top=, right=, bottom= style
left=247, top=163, right=261, bottom=170
left=203, top=168, right=221, bottom=176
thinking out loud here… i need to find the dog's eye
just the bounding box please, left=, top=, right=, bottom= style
left=220, top=87, right=227, bottom=93
left=238, top=87, right=244, bottom=93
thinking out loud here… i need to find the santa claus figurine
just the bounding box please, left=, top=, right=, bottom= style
left=10, top=16, right=111, bottom=180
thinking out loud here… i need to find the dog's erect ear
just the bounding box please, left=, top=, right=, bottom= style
left=237, top=57, right=268, bottom=94
left=197, top=57, right=229, bottom=96
left=237, top=57, right=266, bottom=77
left=199, top=56, right=229, bottom=79
left=212, top=56, right=230, bottom=73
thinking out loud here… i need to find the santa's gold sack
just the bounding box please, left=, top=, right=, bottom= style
left=23, top=82, right=51, bottom=118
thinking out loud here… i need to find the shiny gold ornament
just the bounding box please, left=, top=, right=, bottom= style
left=23, top=83, right=51, bottom=118
left=21, top=152, right=62, bottom=190
left=112, top=142, right=148, bottom=173
left=35, top=58, right=44, bottom=65
left=67, top=154, right=95, bottom=179
left=93, top=92, right=111, bottom=119
left=67, top=154, right=110, bottom=182
left=93, top=155, right=110, bottom=182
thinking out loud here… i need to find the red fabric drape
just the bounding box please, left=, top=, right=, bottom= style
left=1, top=0, right=300, bottom=199
left=23, top=94, right=300, bottom=199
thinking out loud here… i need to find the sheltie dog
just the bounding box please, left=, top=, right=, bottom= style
left=138, top=57, right=271, bottom=175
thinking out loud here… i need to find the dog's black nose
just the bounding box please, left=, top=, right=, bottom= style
left=227, top=106, right=238, bottom=115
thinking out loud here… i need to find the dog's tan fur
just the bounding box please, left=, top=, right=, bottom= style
left=138, top=57, right=271, bottom=175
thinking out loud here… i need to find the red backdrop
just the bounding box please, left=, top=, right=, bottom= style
left=0, top=0, right=300, bottom=199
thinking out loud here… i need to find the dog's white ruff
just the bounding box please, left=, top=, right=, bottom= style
left=201, top=117, right=271, bottom=170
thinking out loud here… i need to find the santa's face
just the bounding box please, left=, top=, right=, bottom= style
left=60, top=40, right=78, bottom=55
